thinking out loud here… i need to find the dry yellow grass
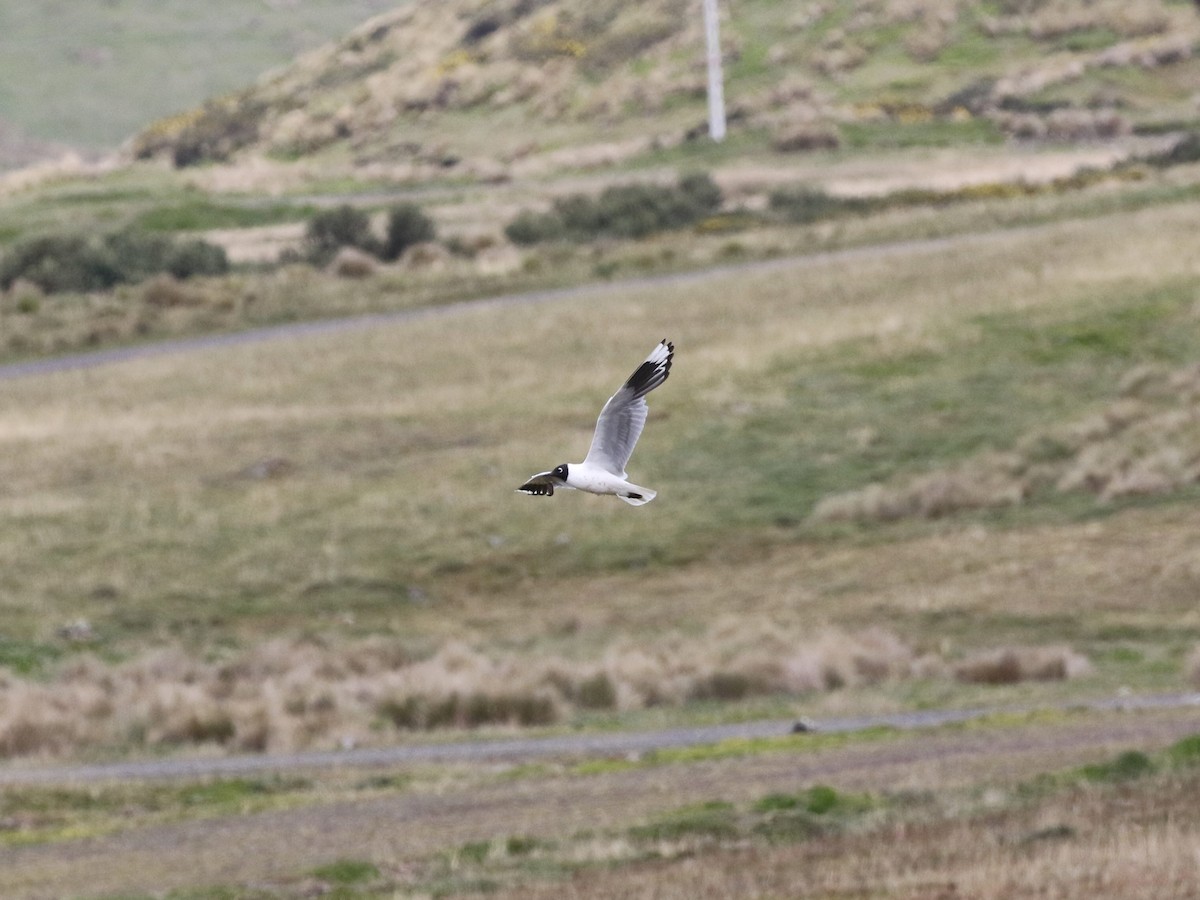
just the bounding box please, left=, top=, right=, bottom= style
left=0, top=625, right=1095, bottom=758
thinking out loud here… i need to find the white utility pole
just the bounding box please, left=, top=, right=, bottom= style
left=702, top=0, right=726, bottom=142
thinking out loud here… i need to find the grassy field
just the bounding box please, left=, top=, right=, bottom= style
left=1, top=182, right=1200, bottom=760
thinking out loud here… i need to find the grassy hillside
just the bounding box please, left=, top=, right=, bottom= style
left=0, top=0, right=398, bottom=154
left=130, top=0, right=1200, bottom=176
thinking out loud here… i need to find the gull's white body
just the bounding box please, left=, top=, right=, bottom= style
left=517, top=339, right=673, bottom=506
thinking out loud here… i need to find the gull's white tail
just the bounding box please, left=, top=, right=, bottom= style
left=618, top=484, right=656, bottom=506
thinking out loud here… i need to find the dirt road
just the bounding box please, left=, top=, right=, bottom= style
left=2, top=700, right=1198, bottom=898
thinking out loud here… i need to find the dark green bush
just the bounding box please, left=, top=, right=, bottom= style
left=1080, top=750, right=1156, bottom=783
left=768, top=187, right=874, bottom=224
left=0, top=229, right=229, bottom=294
left=304, top=205, right=380, bottom=265
left=382, top=203, right=436, bottom=261
left=1139, top=131, right=1200, bottom=168
left=678, top=171, right=723, bottom=215
left=102, top=229, right=174, bottom=282
left=504, top=210, right=562, bottom=246
left=167, top=239, right=230, bottom=279
left=504, top=173, right=725, bottom=244
left=0, top=235, right=121, bottom=293
left=576, top=672, right=618, bottom=709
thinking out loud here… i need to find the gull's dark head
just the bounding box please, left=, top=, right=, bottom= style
left=516, top=463, right=570, bottom=497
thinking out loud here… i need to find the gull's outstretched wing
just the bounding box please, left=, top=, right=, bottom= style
left=583, top=339, right=673, bottom=476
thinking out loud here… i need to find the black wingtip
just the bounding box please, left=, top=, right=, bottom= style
left=625, top=339, right=674, bottom=397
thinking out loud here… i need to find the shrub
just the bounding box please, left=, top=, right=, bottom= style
left=504, top=173, right=724, bottom=244
left=170, top=96, right=265, bottom=167
left=382, top=203, right=436, bottom=261
left=167, top=239, right=230, bottom=279
left=304, top=205, right=379, bottom=265
left=677, top=171, right=723, bottom=215
left=0, top=230, right=229, bottom=295
left=768, top=188, right=872, bottom=224
left=585, top=182, right=705, bottom=239
left=0, top=234, right=122, bottom=293
left=102, top=229, right=174, bottom=282
left=576, top=672, right=618, bottom=709
left=505, top=210, right=560, bottom=245
left=1080, top=750, right=1155, bottom=783
left=1140, top=132, right=1200, bottom=169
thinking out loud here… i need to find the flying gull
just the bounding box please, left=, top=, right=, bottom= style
left=516, top=338, right=674, bottom=506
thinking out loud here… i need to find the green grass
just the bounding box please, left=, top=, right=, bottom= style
left=310, top=859, right=381, bottom=884
left=659, top=275, right=1200, bottom=539
left=0, top=638, right=62, bottom=676
left=628, top=800, right=739, bottom=841
left=0, top=776, right=315, bottom=848
left=133, top=200, right=317, bottom=232
left=841, top=116, right=1006, bottom=148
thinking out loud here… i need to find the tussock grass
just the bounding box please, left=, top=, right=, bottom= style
left=0, top=627, right=1092, bottom=758
left=812, top=358, right=1200, bottom=524
left=954, top=645, right=1092, bottom=685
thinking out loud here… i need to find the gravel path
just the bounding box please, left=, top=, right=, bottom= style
left=1, top=690, right=1196, bottom=786
left=1, top=697, right=1198, bottom=899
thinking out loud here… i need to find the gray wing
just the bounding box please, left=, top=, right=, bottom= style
left=583, top=339, right=673, bottom=476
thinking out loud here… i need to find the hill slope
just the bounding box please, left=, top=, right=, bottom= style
left=132, top=0, right=1200, bottom=176
left=0, top=0, right=398, bottom=154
